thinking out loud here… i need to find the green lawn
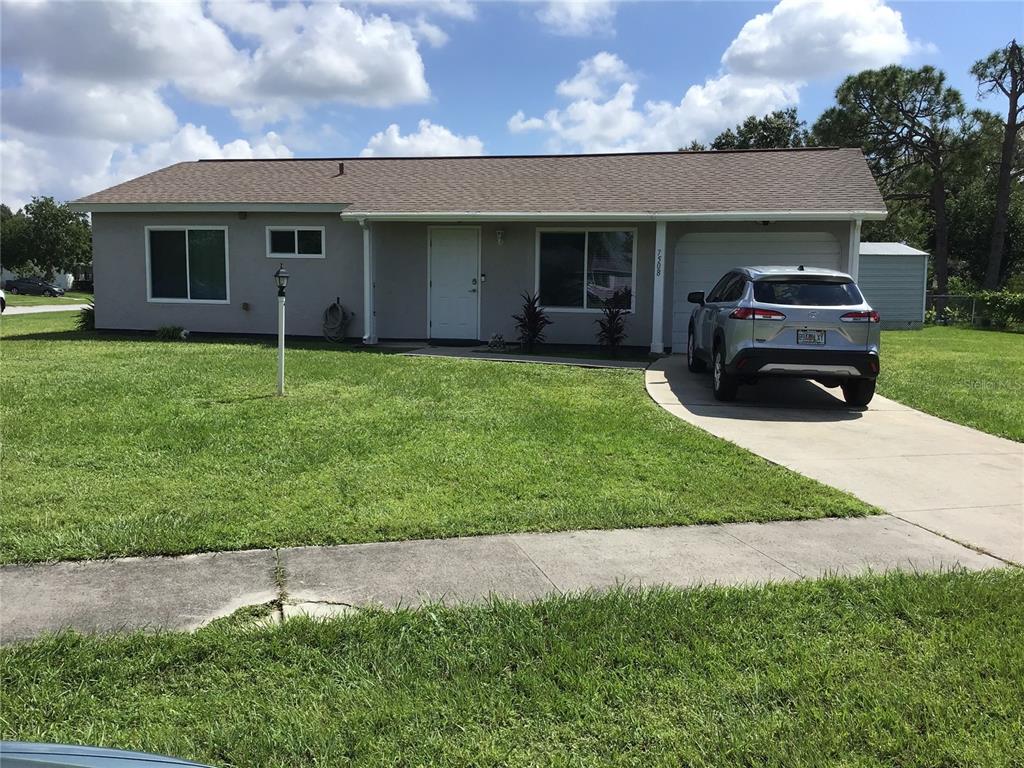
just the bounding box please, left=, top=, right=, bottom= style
left=2, top=570, right=1021, bottom=767
left=0, top=312, right=871, bottom=564
left=879, top=326, right=1024, bottom=441
left=3, top=290, right=92, bottom=307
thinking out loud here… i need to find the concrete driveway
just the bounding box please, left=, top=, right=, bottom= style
left=3, top=303, right=89, bottom=315
left=646, top=356, right=1024, bottom=565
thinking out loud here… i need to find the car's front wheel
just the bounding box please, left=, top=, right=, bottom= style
left=687, top=326, right=706, bottom=373
left=712, top=346, right=738, bottom=401
left=841, top=378, right=876, bottom=407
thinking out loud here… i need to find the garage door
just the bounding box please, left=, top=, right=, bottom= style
left=671, top=232, right=841, bottom=350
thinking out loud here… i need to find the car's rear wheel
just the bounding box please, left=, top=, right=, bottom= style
left=841, top=378, right=875, bottom=407
left=712, top=346, right=738, bottom=401
left=687, top=326, right=706, bottom=373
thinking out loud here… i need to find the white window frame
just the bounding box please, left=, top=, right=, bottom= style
left=535, top=227, right=638, bottom=313
left=145, top=225, right=230, bottom=305
left=265, top=226, right=326, bottom=259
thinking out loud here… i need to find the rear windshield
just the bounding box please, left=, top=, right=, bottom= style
left=753, top=279, right=862, bottom=306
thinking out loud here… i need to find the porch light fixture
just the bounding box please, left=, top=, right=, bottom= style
left=274, top=263, right=290, bottom=395
left=496, top=229, right=504, bottom=245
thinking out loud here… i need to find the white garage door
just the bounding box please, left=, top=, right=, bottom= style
left=671, top=232, right=841, bottom=350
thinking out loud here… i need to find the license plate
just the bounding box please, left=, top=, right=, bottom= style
left=797, top=329, right=825, bottom=345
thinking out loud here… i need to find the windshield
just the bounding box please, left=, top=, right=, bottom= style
left=753, top=279, right=863, bottom=306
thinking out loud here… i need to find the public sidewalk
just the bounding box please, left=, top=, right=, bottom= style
left=0, top=515, right=1002, bottom=644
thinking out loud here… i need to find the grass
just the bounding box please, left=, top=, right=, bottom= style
left=879, top=326, right=1024, bottom=441
left=3, top=290, right=92, bottom=307
left=0, top=312, right=872, bottom=563
left=2, top=570, right=1022, bottom=767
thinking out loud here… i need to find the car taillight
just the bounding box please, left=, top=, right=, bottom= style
left=840, top=311, right=880, bottom=323
left=729, top=307, right=786, bottom=320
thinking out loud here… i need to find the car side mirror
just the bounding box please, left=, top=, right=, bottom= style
left=687, top=291, right=705, bottom=305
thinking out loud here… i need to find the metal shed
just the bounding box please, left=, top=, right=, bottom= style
left=858, top=242, right=929, bottom=328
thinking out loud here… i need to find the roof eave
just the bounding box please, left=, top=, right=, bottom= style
left=341, top=210, right=888, bottom=223
left=68, top=202, right=351, bottom=213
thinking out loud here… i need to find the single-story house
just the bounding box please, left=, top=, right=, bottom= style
left=857, top=242, right=929, bottom=328
left=69, top=147, right=887, bottom=353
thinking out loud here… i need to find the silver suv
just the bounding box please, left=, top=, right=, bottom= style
left=686, top=266, right=880, bottom=406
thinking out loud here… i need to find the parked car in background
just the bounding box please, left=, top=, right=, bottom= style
left=686, top=266, right=881, bottom=406
left=3, top=276, right=65, bottom=297
left=1, top=288, right=5, bottom=313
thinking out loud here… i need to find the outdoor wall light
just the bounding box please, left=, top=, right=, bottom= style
left=496, top=229, right=505, bottom=245
left=274, top=263, right=290, bottom=396
left=274, top=264, right=290, bottom=296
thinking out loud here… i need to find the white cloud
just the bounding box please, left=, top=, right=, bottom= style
left=0, top=126, right=291, bottom=212
left=722, top=0, right=914, bottom=79
left=2, top=0, right=434, bottom=138
left=536, top=1, right=616, bottom=37
left=511, top=0, right=917, bottom=152
left=556, top=51, right=632, bottom=100
left=414, top=17, right=450, bottom=48
left=508, top=111, right=547, bottom=133
left=204, top=1, right=430, bottom=110
left=361, top=120, right=484, bottom=156
left=2, top=75, right=178, bottom=143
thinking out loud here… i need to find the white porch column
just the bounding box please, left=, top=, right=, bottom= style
left=650, top=219, right=667, bottom=354
left=361, top=219, right=377, bottom=345
left=847, top=218, right=863, bottom=280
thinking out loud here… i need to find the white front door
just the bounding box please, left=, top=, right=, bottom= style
left=429, top=227, right=480, bottom=340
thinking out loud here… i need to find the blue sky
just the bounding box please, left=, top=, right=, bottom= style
left=1, top=1, right=1020, bottom=208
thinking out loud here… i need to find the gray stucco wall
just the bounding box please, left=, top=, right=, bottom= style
left=858, top=253, right=927, bottom=328
left=365, top=221, right=655, bottom=345
left=92, top=212, right=366, bottom=337
left=92, top=213, right=859, bottom=347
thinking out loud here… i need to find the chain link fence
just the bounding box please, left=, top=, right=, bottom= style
left=925, top=294, right=1024, bottom=330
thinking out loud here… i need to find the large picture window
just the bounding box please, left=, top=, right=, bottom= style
left=537, top=229, right=635, bottom=310
left=146, top=227, right=228, bottom=303
left=266, top=226, right=325, bottom=258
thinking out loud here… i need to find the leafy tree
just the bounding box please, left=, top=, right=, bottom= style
left=0, top=207, right=31, bottom=273
left=814, top=66, right=972, bottom=296
left=1, top=197, right=92, bottom=278
left=972, top=39, right=1024, bottom=288
left=710, top=108, right=809, bottom=150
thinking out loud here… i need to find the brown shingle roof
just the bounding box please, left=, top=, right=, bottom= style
left=73, top=148, right=885, bottom=215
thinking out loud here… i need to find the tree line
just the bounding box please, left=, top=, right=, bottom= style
left=1, top=197, right=92, bottom=279
left=684, top=40, right=1023, bottom=294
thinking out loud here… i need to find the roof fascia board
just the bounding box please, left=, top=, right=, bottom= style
left=68, top=202, right=349, bottom=213
left=340, top=210, right=887, bottom=222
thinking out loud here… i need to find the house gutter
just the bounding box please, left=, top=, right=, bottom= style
left=339, top=210, right=888, bottom=222
left=67, top=203, right=349, bottom=213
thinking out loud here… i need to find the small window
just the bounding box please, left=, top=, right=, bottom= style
left=537, top=229, right=635, bottom=310
left=266, top=226, right=325, bottom=259
left=147, top=227, right=228, bottom=303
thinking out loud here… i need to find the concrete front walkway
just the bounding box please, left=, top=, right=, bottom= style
left=0, top=516, right=1002, bottom=644
left=646, top=356, right=1024, bottom=565
left=3, top=303, right=89, bottom=315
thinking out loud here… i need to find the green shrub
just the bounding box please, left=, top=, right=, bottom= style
left=75, top=302, right=95, bottom=331
left=974, top=291, right=1024, bottom=329
left=595, top=288, right=631, bottom=354
left=512, top=292, right=552, bottom=352
left=155, top=325, right=187, bottom=341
